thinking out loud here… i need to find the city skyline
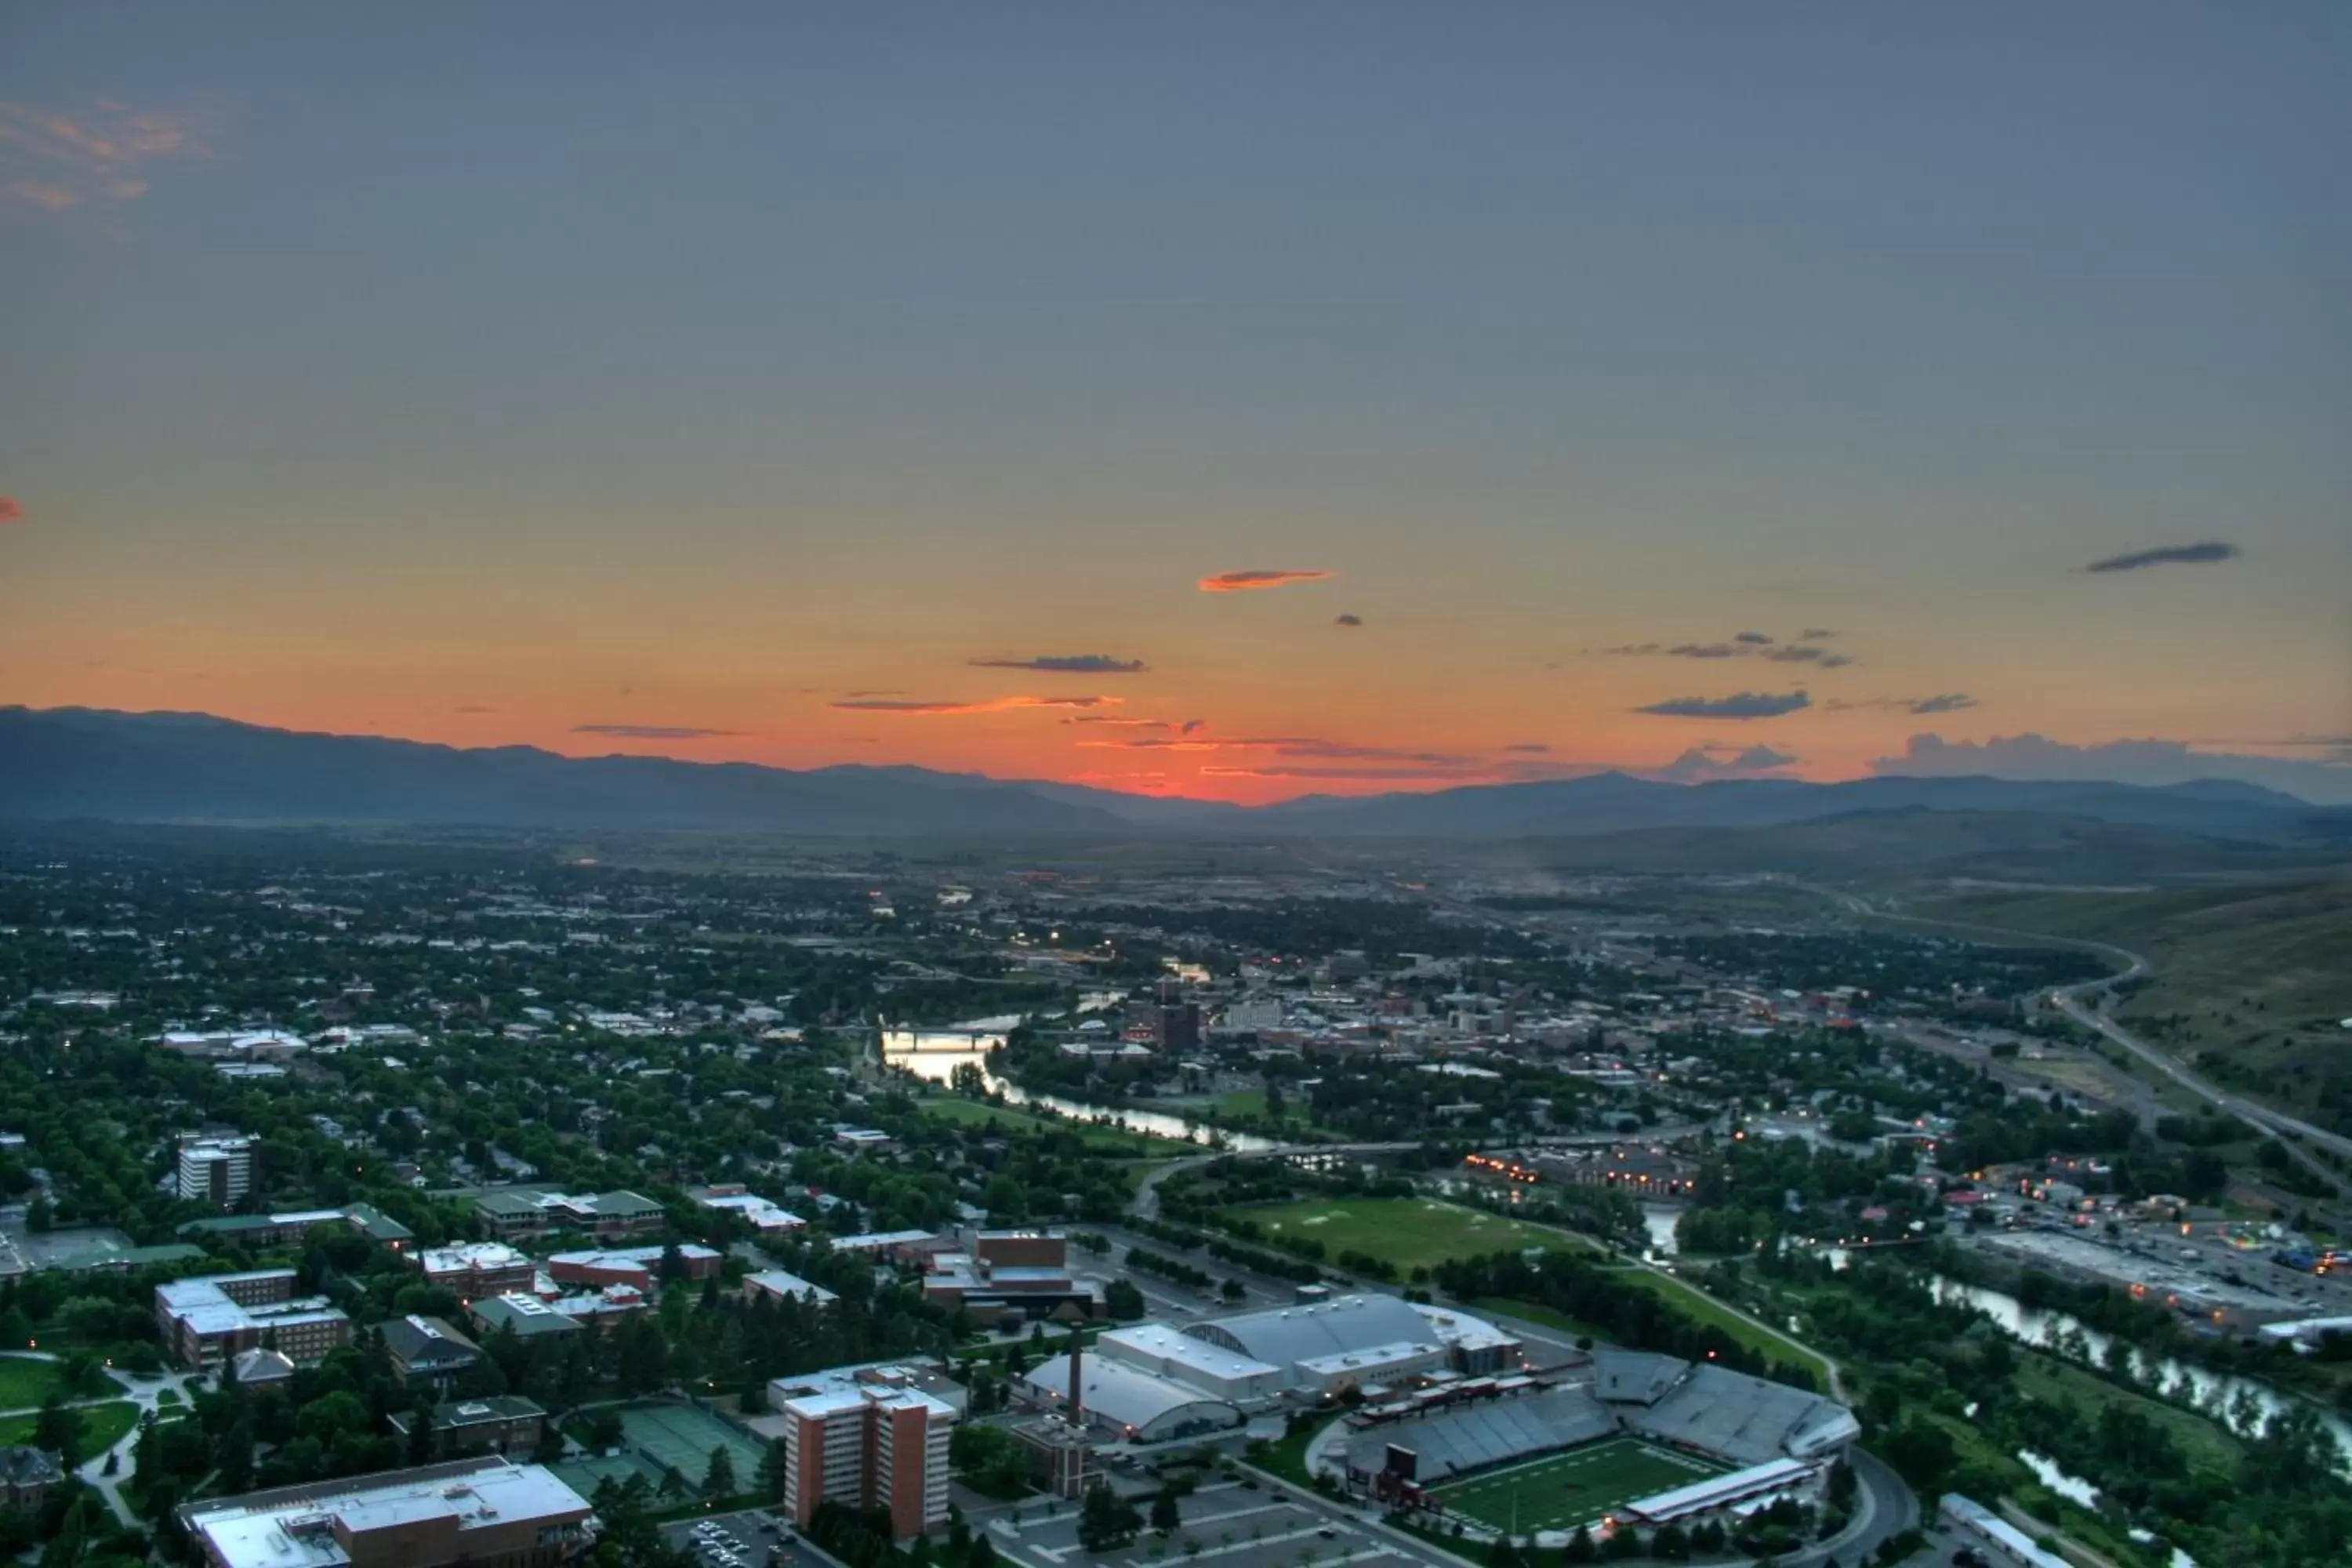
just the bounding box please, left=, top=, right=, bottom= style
left=4, top=5, right=2347, bottom=804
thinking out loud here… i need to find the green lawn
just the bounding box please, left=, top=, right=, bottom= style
left=0, top=1357, right=65, bottom=1411
left=1224, top=1198, right=1595, bottom=1276
left=1429, top=1439, right=1722, bottom=1533
left=1617, top=1270, right=1837, bottom=1388
left=913, top=1094, right=1196, bottom=1154
left=1469, top=1298, right=1618, bottom=1346
left=0, top=1398, right=140, bottom=1456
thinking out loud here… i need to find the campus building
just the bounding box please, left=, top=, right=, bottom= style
left=471, top=1188, right=665, bottom=1243
left=387, top=1397, right=548, bottom=1461
left=0, top=1446, right=64, bottom=1513
left=380, top=1315, right=485, bottom=1392
left=765, top=1363, right=958, bottom=1541
left=176, top=1134, right=256, bottom=1210
left=742, top=1269, right=840, bottom=1308
left=685, top=1183, right=807, bottom=1235
left=920, top=1231, right=1104, bottom=1326
left=180, top=1204, right=414, bottom=1250
left=179, top=1457, right=593, bottom=1568
left=154, top=1270, right=352, bottom=1371
left=417, top=1242, right=536, bottom=1300
left=1181, top=1295, right=1521, bottom=1394
left=546, top=1243, right=721, bottom=1290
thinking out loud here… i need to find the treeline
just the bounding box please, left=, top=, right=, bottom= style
left=1127, top=1214, right=1323, bottom=1285
left=1431, top=1250, right=1817, bottom=1391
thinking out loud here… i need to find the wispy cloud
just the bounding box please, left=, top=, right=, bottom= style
left=1798, top=629, right=1836, bottom=641
left=452, top=705, right=498, bottom=715
left=830, top=695, right=1122, bottom=714
left=1077, top=734, right=1472, bottom=766
left=1334, top=613, right=1364, bottom=627
left=0, top=100, right=212, bottom=215
left=1198, top=568, right=1336, bottom=593
left=1062, top=715, right=1171, bottom=728
left=572, top=723, right=744, bottom=739
left=1079, top=738, right=1224, bottom=752
left=0, top=496, right=22, bottom=524
left=1635, top=691, right=1812, bottom=720
left=1599, top=633, right=1852, bottom=669
left=1180, top=719, right=1205, bottom=735
left=2085, top=541, right=2241, bottom=573
left=1501, top=742, right=1550, bottom=754
left=1827, top=693, right=1978, bottom=716
left=969, top=653, right=1149, bottom=674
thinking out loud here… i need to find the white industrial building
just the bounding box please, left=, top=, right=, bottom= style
left=1015, top=1354, right=1243, bottom=1443
left=1094, top=1323, right=1287, bottom=1404
left=1181, top=1294, right=1521, bottom=1395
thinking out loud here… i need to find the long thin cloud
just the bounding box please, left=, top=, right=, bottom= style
left=1198, top=569, right=1336, bottom=593
left=969, top=654, right=1149, bottom=674
left=1635, top=691, right=1812, bottom=720
left=2084, top=541, right=2241, bottom=573
left=831, top=695, right=1122, bottom=714
left=0, top=100, right=211, bottom=213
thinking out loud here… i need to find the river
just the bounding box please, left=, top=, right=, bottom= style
left=879, top=1024, right=1280, bottom=1152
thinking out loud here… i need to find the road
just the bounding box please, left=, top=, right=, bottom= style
left=1801, top=882, right=2352, bottom=1193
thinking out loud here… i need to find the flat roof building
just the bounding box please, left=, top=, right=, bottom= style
left=417, top=1242, right=536, bottom=1300
left=177, top=1134, right=255, bottom=1210
left=154, top=1270, right=351, bottom=1371
left=766, top=1363, right=957, bottom=1541
left=180, top=1457, right=592, bottom=1568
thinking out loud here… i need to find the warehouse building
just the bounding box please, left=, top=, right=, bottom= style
left=1095, top=1323, right=1287, bottom=1405
left=1015, top=1353, right=1243, bottom=1443
left=1182, top=1295, right=1520, bottom=1395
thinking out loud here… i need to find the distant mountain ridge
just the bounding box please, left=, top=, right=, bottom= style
left=2, top=706, right=2343, bottom=845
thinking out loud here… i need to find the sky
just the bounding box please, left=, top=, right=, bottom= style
left=2, top=4, right=2347, bottom=804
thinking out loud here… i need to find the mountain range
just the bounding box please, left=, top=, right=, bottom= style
left=4, top=706, right=2346, bottom=848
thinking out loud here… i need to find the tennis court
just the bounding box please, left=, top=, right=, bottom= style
left=1428, top=1438, right=1722, bottom=1534
left=618, top=1402, right=765, bottom=1489
left=550, top=1451, right=668, bottom=1501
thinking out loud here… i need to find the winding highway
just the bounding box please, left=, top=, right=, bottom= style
left=1803, top=882, right=2352, bottom=1191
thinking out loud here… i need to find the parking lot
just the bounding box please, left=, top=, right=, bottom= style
left=977, top=1477, right=1457, bottom=1568
left=659, top=1508, right=821, bottom=1568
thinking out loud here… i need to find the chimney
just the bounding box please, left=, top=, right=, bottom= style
left=1067, top=1327, right=1084, bottom=1429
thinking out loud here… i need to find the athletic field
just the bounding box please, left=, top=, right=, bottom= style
left=1427, top=1438, right=1722, bottom=1533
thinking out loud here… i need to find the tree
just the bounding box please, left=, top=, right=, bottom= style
left=32, top=1394, right=80, bottom=1469
left=1150, top=1490, right=1181, bottom=1537
left=705, top=1444, right=737, bottom=1499
left=1078, top=1482, right=1142, bottom=1552
left=1485, top=1534, right=1523, bottom=1568
left=760, top=1435, right=792, bottom=1501
left=1105, top=1279, right=1146, bottom=1321
left=1561, top=1526, right=1596, bottom=1564
left=406, top=1406, right=436, bottom=1466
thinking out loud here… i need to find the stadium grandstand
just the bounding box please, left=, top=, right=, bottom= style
left=1343, top=1386, right=1617, bottom=1486
left=1339, top=1346, right=1856, bottom=1537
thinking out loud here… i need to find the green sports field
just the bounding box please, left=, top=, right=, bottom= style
left=1427, top=1439, right=1722, bottom=1533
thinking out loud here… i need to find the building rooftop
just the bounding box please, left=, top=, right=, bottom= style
left=180, top=1457, right=591, bottom=1568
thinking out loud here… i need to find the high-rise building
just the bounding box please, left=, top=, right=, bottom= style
left=1153, top=978, right=1201, bottom=1054
left=176, top=1134, right=255, bottom=1210
left=768, top=1364, right=957, bottom=1540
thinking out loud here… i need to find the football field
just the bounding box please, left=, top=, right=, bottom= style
left=1427, top=1439, right=1722, bottom=1533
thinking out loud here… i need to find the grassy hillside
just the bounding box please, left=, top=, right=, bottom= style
left=1921, top=878, right=2352, bottom=1130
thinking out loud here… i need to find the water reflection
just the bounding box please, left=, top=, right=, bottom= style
left=879, top=1027, right=1279, bottom=1152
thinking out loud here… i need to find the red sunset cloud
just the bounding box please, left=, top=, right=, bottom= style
left=1197, top=569, right=1336, bottom=593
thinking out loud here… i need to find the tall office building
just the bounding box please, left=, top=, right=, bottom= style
left=177, top=1134, right=256, bottom=1210
left=770, top=1364, right=957, bottom=1540
left=1153, top=978, right=1201, bottom=1054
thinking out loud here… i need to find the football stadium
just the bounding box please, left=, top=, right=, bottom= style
left=1343, top=1348, right=1858, bottom=1540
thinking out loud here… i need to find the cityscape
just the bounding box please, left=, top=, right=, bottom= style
left=4, top=6, right=2348, bottom=1568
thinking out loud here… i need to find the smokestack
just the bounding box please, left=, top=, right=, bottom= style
left=1067, top=1327, right=1084, bottom=1429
